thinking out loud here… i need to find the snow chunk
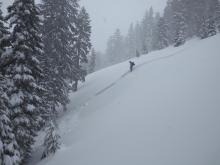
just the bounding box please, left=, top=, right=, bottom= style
left=27, top=104, right=35, bottom=112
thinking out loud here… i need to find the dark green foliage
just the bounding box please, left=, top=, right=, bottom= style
left=172, top=0, right=187, bottom=47
left=0, top=0, right=92, bottom=163
left=0, top=76, right=21, bottom=165
left=3, top=0, right=45, bottom=163
left=88, top=48, right=96, bottom=73
left=215, top=0, right=220, bottom=31
left=41, top=0, right=76, bottom=108
left=199, top=16, right=217, bottom=39
left=41, top=120, right=61, bottom=159
left=0, top=4, right=21, bottom=164
left=73, top=7, right=92, bottom=91
left=157, top=17, right=169, bottom=49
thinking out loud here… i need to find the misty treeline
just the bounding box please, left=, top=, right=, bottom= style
left=0, top=0, right=92, bottom=164
left=104, top=0, right=220, bottom=66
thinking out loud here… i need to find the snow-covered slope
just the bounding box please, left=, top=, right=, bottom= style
left=37, top=35, right=220, bottom=165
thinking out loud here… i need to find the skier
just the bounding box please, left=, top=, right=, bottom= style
left=129, top=61, right=135, bottom=72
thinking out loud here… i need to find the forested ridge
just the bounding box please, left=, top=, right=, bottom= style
left=104, top=0, right=220, bottom=66
left=0, top=0, right=91, bottom=164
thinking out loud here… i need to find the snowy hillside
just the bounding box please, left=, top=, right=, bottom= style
left=37, top=35, right=220, bottom=165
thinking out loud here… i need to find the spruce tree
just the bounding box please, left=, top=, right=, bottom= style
left=125, top=24, right=136, bottom=58
left=174, top=14, right=187, bottom=47
left=0, top=3, right=10, bottom=62
left=41, top=0, right=83, bottom=105
left=0, top=5, right=21, bottom=164
left=88, top=48, right=96, bottom=73
left=73, top=7, right=91, bottom=91
left=157, top=17, right=169, bottom=49
left=141, top=43, right=148, bottom=54
left=4, top=0, right=45, bottom=162
left=41, top=0, right=71, bottom=110
left=199, top=17, right=208, bottom=39
left=0, top=77, right=21, bottom=165
left=199, top=16, right=216, bottom=39
left=151, top=12, right=161, bottom=51
left=0, top=1, right=11, bottom=75
left=134, top=22, right=143, bottom=53
left=141, top=7, right=155, bottom=52
left=163, top=0, right=175, bottom=44
left=206, top=16, right=217, bottom=37
left=215, top=0, right=220, bottom=31
left=208, top=0, right=220, bottom=32
left=41, top=120, right=61, bottom=159
left=173, top=0, right=187, bottom=47
left=106, top=29, right=125, bottom=65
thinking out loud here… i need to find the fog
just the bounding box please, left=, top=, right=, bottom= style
left=1, top=0, right=167, bottom=52
left=80, top=0, right=167, bottom=52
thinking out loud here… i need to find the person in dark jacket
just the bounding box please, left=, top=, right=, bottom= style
left=129, top=61, right=135, bottom=72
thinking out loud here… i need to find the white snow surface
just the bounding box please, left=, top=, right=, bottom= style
left=37, top=35, right=220, bottom=165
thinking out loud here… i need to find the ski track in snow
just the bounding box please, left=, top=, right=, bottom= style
left=50, top=41, right=198, bottom=148
left=94, top=42, right=198, bottom=97
left=58, top=40, right=199, bottom=139
left=31, top=36, right=220, bottom=165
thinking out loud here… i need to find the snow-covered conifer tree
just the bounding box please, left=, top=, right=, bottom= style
left=0, top=5, right=21, bottom=164
left=174, top=12, right=186, bottom=47
left=0, top=77, right=21, bottom=165
left=73, top=7, right=91, bottom=91
left=125, top=24, right=136, bottom=58
left=157, top=17, right=169, bottom=49
left=163, top=0, right=175, bottom=44
left=4, top=0, right=45, bottom=162
left=215, top=0, right=220, bottom=31
left=173, top=0, right=187, bottom=47
left=151, top=12, right=161, bottom=51
left=134, top=23, right=143, bottom=53
left=141, top=43, right=148, bottom=54
left=199, top=16, right=216, bottom=39
left=41, top=0, right=84, bottom=104
left=41, top=120, right=61, bottom=159
left=88, top=48, right=96, bottom=73
left=41, top=0, right=72, bottom=109
left=206, top=16, right=217, bottom=37
left=106, top=29, right=125, bottom=65
left=141, top=7, right=155, bottom=52
left=0, top=4, right=10, bottom=61
left=199, top=17, right=208, bottom=39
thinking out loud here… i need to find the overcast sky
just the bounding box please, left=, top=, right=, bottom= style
left=80, top=0, right=167, bottom=52
left=1, top=0, right=167, bottom=52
